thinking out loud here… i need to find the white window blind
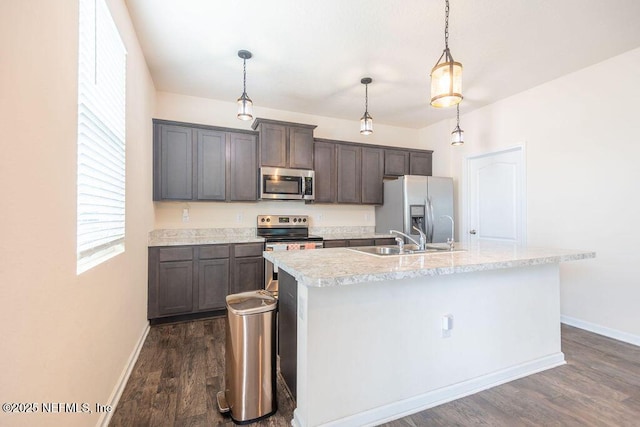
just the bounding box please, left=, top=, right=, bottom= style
left=77, top=0, right=127, bottom=274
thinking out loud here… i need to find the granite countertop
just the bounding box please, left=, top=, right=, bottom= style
left=148, top=226, right=389, bottom=246
left=148, top=228, right=263, bottom=247
left=263, top=241, right=595, bottom=287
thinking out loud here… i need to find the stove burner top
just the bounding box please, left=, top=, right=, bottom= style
left=257, top=214, right=322, bottom=242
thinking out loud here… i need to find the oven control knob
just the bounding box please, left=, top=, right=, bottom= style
left=260, top=218, right=265, bottom=222
left=266, top=218, right=270, bottom=222
left=303, top=218, right=307, bottom=222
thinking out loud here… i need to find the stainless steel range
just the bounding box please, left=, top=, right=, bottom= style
left=258, top=215, right=323, bottom=297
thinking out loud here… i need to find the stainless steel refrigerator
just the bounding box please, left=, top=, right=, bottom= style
left=375, top=176, right=454, bottom=243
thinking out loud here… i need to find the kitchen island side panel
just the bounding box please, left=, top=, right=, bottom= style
left=293, top=263, right=563, bottom=427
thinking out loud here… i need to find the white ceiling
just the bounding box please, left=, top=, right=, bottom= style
left=125, top=0, right=640, bottom=129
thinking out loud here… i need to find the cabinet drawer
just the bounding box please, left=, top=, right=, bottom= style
left=374, top=238, right=397, bottom=246
left=199, top=245, right=230, bottom=260
left=323, top=240, right=347, bottom=248
left=158, top=247, right=193, bottom=262
left=234, top=243, right=264, bottom=258
left=348, top=239, right=375, bottom=247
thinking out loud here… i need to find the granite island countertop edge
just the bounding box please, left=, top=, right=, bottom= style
left=263, top=245, right=596, bottom=288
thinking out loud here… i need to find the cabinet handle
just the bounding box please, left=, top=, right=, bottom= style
left=469, top=229, right=477, bottom=235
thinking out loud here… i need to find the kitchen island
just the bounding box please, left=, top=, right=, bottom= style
left=264, top=241, right=594, bottom=427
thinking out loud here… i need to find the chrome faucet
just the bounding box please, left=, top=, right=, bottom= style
left=394, top=236, right=405, bottom=253
left=389, top=229, right=425, bottom=251
left=439, top=215, right=455, bottom=250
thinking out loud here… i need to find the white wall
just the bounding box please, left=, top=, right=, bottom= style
left=0, top=1, right=155, bottom=426
left=154, top=92, right=431, bottom=229
left=421, top=48, right=640, bottom=342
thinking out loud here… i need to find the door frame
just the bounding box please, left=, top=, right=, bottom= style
left=462, top=143, right=527, bottom=245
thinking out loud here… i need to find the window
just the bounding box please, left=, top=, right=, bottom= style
left=77, top=0, right=127, bottom=274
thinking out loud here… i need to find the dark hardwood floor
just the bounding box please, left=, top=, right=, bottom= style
left=109, top=319, right=640, bottom=426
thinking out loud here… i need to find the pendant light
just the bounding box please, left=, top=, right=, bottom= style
left=430, top=0, right=463, bottom=108
left=360, top=77, right=373, bottom=135
left=451, top=103, right=464, bottom=145
left=236, top=50, right=253, bottom=120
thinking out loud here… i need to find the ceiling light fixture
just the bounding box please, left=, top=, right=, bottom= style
left=237, top=50, right=253, bottom=121
left=360, top=77, right=373, bottom=135
left=430, top=0, right=463, bottom=108
left=451, top=103, right=464, bottom=145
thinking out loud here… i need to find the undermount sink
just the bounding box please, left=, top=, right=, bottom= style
left=348, top=245, right=466, bottom=257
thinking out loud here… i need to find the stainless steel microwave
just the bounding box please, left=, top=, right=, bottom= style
left=260, top=167, right=315, bottom=200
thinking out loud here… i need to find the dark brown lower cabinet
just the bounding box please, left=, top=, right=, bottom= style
left=278, top=269, right=298, bottom=399
left=157, top=260, right=193, bottom=316
left=148, top=242, right=264, bottom=320
left=231, top=243, right=264, bottom=294
left=198, top=259, right=229, bottom=311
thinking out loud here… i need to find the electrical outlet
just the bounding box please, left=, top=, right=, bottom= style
left=442, top=314, right=453, bottom=338
left=365, top=213, right=371, bottom=222
left=317, top=214, right=323, bottom=223
left=236, top=212, right=243, bottom=223
left=182, top=208, right=189, bottom=223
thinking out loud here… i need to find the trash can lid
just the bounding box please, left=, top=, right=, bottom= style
left=226, top=290, right=277, bottom=315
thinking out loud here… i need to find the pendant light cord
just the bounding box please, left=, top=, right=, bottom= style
left=444, top=0, right=450, bottom=50
left=242, top=58, right=247, bottom=94
left=365, top=83, right=369, bottom=113
left=456, top=103, right=460, bottom=125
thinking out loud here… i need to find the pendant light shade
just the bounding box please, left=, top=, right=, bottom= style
left=451, top=104, right=464, bottom=145
left=360, top=77, right=373, bottom=135
left=237, top=50, right=253, bottom=121
left=430, top=0, right=463, bottom=108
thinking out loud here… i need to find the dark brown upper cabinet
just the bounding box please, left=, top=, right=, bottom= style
left=409, top=151, right=433, bottom=176
left=313, top=138, right=432, bottom=205
left=153, top=119, right=258, bottom=202
left=336, top=143, right=362, bottom=204
left=251, top=118, right=317, bottom=169
left=361, top=147, right=384, bottom=204
left=313, top=140, right=337, bottom=203
left=384, top=149, right=410, bottom=176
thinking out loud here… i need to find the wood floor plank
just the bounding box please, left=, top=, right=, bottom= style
left=110, top=320, right=640, bottom=427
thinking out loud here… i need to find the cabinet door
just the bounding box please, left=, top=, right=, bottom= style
left=198, top=259, right=229, bottom=311
left=229, top=132, right=258, bottom=201
left=289, top=126, right=314, bottom=169
left=157, top=261, right=193, bottom=316
left=196, top=129, right=226, bottom=200
left=384, top=149, right=409, bottom=176
left=260, top=123, right=287, bottom=167
left=336, top=144, right=361, bottom=203
left=156, top=124, right=194, bottom=200
left=361, top=147, right=384, bottom=204
left=231, top=257, right=264, bottom=294
left=313, top=141, right=336, bottom=203
left=409, top=151, right=433, bottom=176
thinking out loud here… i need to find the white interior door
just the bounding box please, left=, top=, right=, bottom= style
left=465, top=145, right=526, bottom=244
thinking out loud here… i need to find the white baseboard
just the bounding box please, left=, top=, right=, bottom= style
left=561, top=315, right=640, bottom=347
left=292, top=353, right=565, bottom=427
left=98, top=322, right=150, bottom=427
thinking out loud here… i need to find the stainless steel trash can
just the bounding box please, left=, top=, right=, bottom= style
left=217, top=290, right=277, bottom=424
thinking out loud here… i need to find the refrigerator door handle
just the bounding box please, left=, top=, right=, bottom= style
left=424, top=197, right=432, bottom=242
left=428, top=197, right=435, bottom=243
